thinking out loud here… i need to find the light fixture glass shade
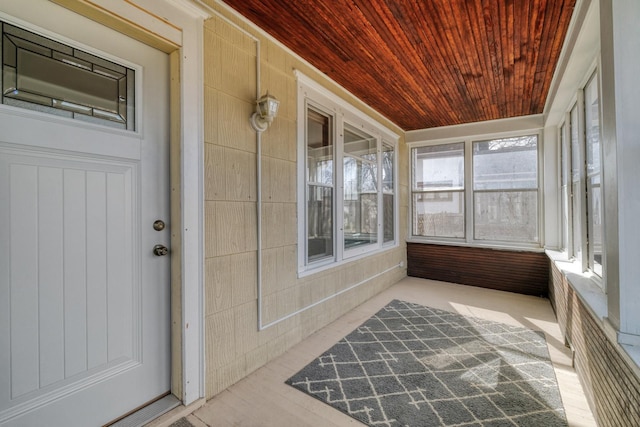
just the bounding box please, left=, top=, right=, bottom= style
left=251, top=91, right=280, bottom=132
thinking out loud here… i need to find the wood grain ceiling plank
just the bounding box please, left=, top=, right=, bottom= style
left=413, top=4, right=463, bottom=125
left=353, top=1, right=446, bottom=127
left=541, top=1, right=576, bottom=105
left=502, top=0, right=515, bottom=117
left=533, top=0, right=573, bottom=114
left=285, top=1, right=402, bottom=118
left=524, top=0, right=545, bottom=114
left=439, top=0, right=487, bottom=124
left=224, top=0, right=576, bottom=130
left=531, top=0, right=556, bottom=113
left=368, top=1, right=457, bottom=128
left=468, top=0, right=501, bottom=121
left=461, top=0, right=497, bottom=122
left=513, top=0, right=526, bottom=119
left=487, top=1, right=508, bottom=118
left=414, top=1, right=475, bottom=125
left=404, top=2, right=465, bottom=126
left=362, top=26, right=423, bottom=123
left=456, top=0, right=492, bottom=116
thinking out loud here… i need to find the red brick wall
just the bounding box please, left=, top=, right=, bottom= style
left=549, top=262, right=640, bottom=427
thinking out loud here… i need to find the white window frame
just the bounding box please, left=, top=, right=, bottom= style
left=411, top=142, right=466, bottom=239
left=569, top=98, right=588, bottom=271
left=559, top=118, right=573, bottom=256
left=560, top=65, right=605, bottom=286
left=409, top=129, right=543, bottom=251
left=296, top=71, right=399, bottom=275
left=583, top=70, right=604, bottom=278
left=381, top=139, right=396, bottom=245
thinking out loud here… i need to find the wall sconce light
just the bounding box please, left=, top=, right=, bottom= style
left=250, top=91, right=280, bottom=132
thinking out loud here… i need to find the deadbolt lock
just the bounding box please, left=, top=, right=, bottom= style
left=153, top=220, right=166, bottom=231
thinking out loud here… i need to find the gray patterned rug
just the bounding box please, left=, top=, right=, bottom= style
left=286, top=300, right=567, bottom=426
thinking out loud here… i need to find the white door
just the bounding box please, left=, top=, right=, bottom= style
left=0, top=2, right=171, bottom=426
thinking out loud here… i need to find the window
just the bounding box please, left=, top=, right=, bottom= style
left=570, top=103, right=584, bottom=264
left=412, top=143, right=465, bottom=238
left=560, top=70, right=604, bottom=280
left=473, top=136, right=538, bottom=243
left=382, top=142, right=395, bottom=243
left=343, top=125, right=378, bottom=250
left=411, top=134, right=540, bottom=247
left=559, top=122, right=572, bottom=254
left=298, top=74, right=398, bottom=271
left=306, top=107, right=334, bottom=262
left=1, top=20, right=135, bottom=130
left=584, top=73, right=603, bottom=276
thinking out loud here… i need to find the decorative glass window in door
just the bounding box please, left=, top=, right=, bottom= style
left=1, top=21, right=135, bottom=130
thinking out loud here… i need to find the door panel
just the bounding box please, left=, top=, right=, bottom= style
left=0, top=1, right=170, bottom=425
left=3, top=150, right=138, bottom=401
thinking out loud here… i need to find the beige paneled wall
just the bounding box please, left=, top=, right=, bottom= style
left=202, top=3, right=407, bottom=399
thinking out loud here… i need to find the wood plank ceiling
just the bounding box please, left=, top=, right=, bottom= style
left=223, top=0, right=576, bottom=131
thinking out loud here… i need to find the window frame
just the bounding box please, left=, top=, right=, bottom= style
left=471, top=135, right=540, bottom=244
left=304, top=101, right=336, bottom=265
left=583, top=71, right=604, bottom=277
left=342, top=122, right=380, bottom=256
left=296, top=72, right=399, bottom=275
left=569, top=99, right=588, bottom=271
left=559, top=118, right=573, bottom=256
left=559, top=66, right=605, bottom=286
left=381, top=140, right=396, bottom=245
left=411, top=142, right=466, bottom=239
left=409, top=129, right=543, bottom=250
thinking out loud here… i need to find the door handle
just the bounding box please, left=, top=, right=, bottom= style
left=153, top=244, right=169, bottom=256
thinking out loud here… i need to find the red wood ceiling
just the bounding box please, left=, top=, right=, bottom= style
left=223, top=0, right=576, bottom=131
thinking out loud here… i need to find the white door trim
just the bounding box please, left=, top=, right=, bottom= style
left=133, top=0, right=210, bottom=405
left=165, top=2, right=209, bottom=405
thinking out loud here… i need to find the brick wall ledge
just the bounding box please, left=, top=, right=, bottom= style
left=546, top=249, right=607, bottom=320
left=546, top=249, right=640, bottom=380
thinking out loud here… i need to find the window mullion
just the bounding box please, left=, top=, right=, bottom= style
left=562, top=112, right=574, bottom=258
left=464, top=140, right=473, bottom=243
left=335, top=113, right=345, bottom=263
left=377, top=136, right=383, bottom=247
left=577, top=90, right=589, bottom=273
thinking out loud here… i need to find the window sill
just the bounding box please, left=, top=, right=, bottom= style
left=545, top=249, right=607, bottom=321
left=298, top=243, right=399, bottom=278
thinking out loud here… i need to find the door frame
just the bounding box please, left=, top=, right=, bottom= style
left=49, top=0, right=211, bottom=406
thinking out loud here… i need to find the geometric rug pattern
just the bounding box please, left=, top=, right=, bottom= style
left=286, top=300, right=567, bottom=426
